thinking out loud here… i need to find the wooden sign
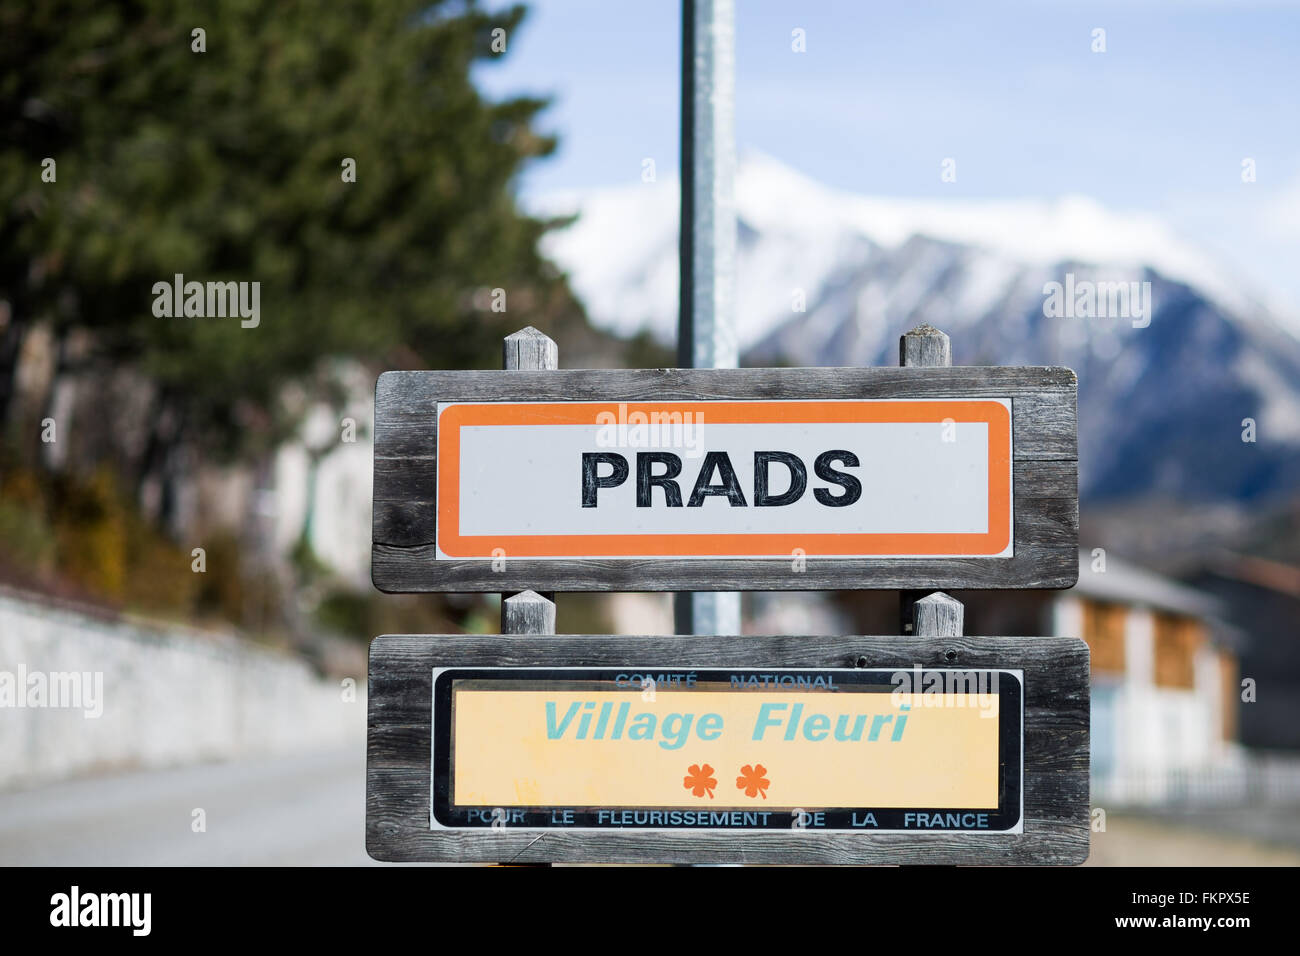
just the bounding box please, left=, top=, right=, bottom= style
left=372, top=367, right=1077, bottom=592
left=366, top=634, right=1090, bottom=865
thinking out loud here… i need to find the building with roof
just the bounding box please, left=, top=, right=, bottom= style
left=1053, top=549, right=1242, bottom=806
left=1182, top=552, right=1300, bottom=752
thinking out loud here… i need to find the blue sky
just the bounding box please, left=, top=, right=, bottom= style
left=474, top=0, right=1300, bottom=311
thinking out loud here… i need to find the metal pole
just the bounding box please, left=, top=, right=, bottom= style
left=675, top=0, right=741, bottom=637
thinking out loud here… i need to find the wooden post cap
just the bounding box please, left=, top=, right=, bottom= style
left=912, top=591, right=965, bottom=637
left=503, top=327, right=558, bottom=371
left=501, top=589, right=557, bottom=635
left=899, top=324, right=952, bottom=368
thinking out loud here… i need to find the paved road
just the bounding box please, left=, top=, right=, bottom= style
left=1087, top=809, right=1300, bottom=866
left=6, top=749, right=1300, bottom=866
left=0, top=747, right=381, bottom=866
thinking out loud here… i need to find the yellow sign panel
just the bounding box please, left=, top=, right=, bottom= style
left=434, top=669, right=1022, bottom=831
left=454, top=688, right=998, bottom=809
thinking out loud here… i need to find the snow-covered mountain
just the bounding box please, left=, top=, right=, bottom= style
left=533, top=153, right=1300, bottom=505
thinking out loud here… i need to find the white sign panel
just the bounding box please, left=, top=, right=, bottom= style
left=435, top=399, right=1012, bottom=560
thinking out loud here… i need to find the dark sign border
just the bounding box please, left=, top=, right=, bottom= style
left=431, top=667, right=1023, bottom=833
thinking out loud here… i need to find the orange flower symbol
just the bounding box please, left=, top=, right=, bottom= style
left=683, top=763, right=717, bottom=799
left=736, top=764, right=770, bottom=799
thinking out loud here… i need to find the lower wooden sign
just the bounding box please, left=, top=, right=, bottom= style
left=367, top=635, right=1090, bottom=864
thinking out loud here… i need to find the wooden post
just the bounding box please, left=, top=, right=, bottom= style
left=501, top=327, right=557, bottom=636
left=910, top=591, right=964, bottom=638
left=501, top=590, right=556, bottom=635
left=899, top=322, right=952, bottom=368
left=503, top=324, right=558, bottom=373
left=899, top=323, right=964, bottom=638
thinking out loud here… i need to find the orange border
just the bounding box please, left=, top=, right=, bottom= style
left=436, top=401, right=1011, bottom=558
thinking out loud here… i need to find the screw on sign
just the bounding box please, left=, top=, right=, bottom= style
left=684, top=763, right=717, bottom=798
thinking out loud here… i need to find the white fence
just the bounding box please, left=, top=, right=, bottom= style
left=1093, top=753, right=1300, bottom=809
left=0, top=587, right=363, bottom=790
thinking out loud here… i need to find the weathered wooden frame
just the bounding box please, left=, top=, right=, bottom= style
left=367, top=634, right=1090, bottom=865
left=371, top=367, right=1078, bottom=592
